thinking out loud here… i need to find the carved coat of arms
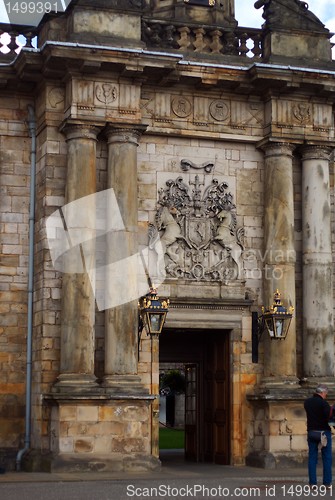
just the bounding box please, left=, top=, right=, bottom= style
left=148, top=175, right=244, bottom=282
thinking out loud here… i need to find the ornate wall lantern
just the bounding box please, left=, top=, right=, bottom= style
left=138, top=287, right=170, bottom=337
left=252, top=289, right=294, bottom=363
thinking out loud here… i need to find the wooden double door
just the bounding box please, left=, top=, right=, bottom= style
left=160, top=329, right=230, bottom=464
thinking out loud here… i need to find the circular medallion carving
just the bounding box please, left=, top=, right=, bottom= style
left=171, top=97, right=192, bottom=118
left=209, top=100, right=229, bottom=121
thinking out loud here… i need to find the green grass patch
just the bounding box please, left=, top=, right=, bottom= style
left=159, top=427, right=185, bottom=449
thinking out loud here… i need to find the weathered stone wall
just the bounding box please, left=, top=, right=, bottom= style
left=30, top=83, right=67, bottom=453
left=0, top=95, right=33, bottom=466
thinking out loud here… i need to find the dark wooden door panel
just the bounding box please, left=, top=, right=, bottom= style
left=185, top=363, right=199, bottom=462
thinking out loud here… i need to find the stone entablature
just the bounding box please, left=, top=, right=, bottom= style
left=56, top=77, right=335, bottom=145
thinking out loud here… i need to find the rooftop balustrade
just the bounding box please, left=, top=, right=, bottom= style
left=0, top=18, right=263, bottom=63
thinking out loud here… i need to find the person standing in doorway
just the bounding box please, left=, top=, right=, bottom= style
left=304, top=384, right=333, bottom=487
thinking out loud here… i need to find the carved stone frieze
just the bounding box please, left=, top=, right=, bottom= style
left=141, top=91, right=264, bottom=131
left=148, top=175, right=244, bottom=282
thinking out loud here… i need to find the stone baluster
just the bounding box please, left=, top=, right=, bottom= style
left=177, top=27, right=191, bottom=50
left=301, top=146, right=334, bottom=381
left=55, top=124, right=100, bottom=390
left=210, top=29, right=223, bottom=54
left=193, top=28, right=206, bottom=53
left=262, top=142, right=297, bottom=386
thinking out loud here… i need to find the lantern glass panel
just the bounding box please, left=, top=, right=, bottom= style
left=275, top=318, right=284, bottom=338
left=149, top=313, right=162, bottom=333
left=265, top=317, right=275, bottom=338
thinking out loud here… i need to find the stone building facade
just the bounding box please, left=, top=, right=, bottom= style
left=0, top=0, right=335, bottom=471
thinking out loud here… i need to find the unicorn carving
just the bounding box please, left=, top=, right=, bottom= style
left=214, top=208, right=244, bottom=279
left=148, top=205, right=184, bottom=279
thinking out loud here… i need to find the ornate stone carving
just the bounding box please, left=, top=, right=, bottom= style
left=171, top=97, right=193, bottom=118
left=48, top=88, right=65, bottom=109
left=209, top=100, right=229, bottom=121
left=180, top=159, right=214, bottom=172
left=292, top=103, right=311, bottom=124
left=254, top=0, right=328, bottom=32
left=148, top=175, right=244, bottom=282
left=95, top=84, right=118, bottom=105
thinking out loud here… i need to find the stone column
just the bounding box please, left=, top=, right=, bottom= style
left=262, top=142, right=297, bottom=385
left=103, top=124, right=147, bottom=393
left=301, top=145, right=334, bottom=380
left=55, top=124, right=100, bottom=390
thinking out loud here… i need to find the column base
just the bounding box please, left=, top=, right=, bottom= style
left=52, top=374, right=101, bottom=394
left=300, top=376, right=335, bottom=392
left=102, top=374, right=150, bottom=395
left=259, top=376, right=300, bottom=392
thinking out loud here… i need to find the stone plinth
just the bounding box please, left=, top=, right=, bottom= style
left=246, top=388, right=325, bottom=468
left=26, top=394, right=160, bottom=473
left=262, top=30, right=332, bottom=64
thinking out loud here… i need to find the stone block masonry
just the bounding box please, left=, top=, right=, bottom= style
left=0, top=98, right=33, bottom=465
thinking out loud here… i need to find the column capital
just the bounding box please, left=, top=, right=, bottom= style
left=105, top=123, right=147, bottom=146
left=60, top=122, right=101, bottom=141
left=299, top=144, right=333, bottom=161
left=258, top=141, right=295, bottom=158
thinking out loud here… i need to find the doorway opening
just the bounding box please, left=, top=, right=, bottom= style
left=159, top=328, right=231, bottom=464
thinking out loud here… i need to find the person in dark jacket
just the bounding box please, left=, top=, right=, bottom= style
left=304, top=384, right=333, bottom=487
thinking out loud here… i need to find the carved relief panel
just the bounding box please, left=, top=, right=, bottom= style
left=271, top=98, right=333, bottom=138
left=48, top=87, right=65, bottom=111
left=65, top=78, right=141, bottom=121
left=141, top=90, right=264, bottom=135
left=149, top=168, right=244, bottom=283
